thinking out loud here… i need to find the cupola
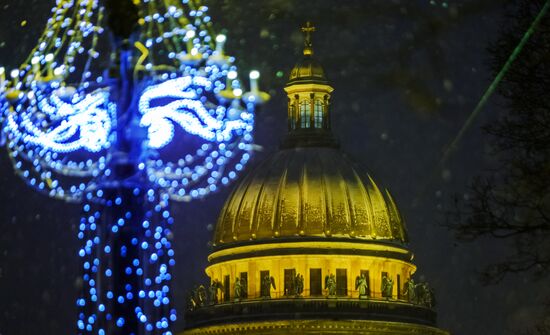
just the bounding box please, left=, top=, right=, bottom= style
left=283, top=22, right=336, bottom=148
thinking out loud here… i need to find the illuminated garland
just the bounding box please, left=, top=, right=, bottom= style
left=0, top=0, right=269, bottom=333
left=0, top=0, right=266, bottom=202
left=7, top=89, right=113, bottom=153
left=139, top=76, right=251, bottom=147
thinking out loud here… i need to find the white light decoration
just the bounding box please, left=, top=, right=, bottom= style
left=215, top=34, right=227, bottom=55
left=139, top=76, right=251, bottom=149
left=6, top=90, right=112, bottom=153
left=227, top=70, right=238, bottom=80
left=0, top=0, right=270, bottom=334
left=0, top=67, right=5, bottom=89
left=249, top=70, right=261, bottom=80
left=10, top=69, right=19, bottom=79
left=243, top=70, right=270, bottom=104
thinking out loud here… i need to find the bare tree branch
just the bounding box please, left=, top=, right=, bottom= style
left=446, top=0, right=550, bottom=286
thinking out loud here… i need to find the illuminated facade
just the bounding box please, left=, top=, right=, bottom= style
left=182, top=23, right=449, bottom=335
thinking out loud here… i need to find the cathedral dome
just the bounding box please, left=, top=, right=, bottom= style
left=184, top=23, right=448, bottom=335
left=213, top=146, right=408, bottom=246
left=287, top=55, right=328, bottom=85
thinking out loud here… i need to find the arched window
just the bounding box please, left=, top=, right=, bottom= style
left=289, top=104, right=296, bottom=129
left=314, top=100, right=324, bottom=128
left=299, top=100, right=310, bottom=128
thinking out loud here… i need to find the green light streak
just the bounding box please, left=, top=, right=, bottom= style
left=414, top=1, right=550, bottom=206
left=440, top=0, right=550, bottom=166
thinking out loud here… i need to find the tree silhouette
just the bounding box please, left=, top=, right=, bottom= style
left=447, top=0, right=550, bottom=284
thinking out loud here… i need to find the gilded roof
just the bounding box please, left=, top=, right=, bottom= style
left=213, top=147, right=408, bottom=246
left=287, top=56, right=328, bottom=85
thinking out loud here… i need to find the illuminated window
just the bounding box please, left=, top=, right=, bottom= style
left=289, top=105, right=296, bottom=129
left=314, top=100, right=324, bottom=128
left=299, top=100, right=311, bottom=128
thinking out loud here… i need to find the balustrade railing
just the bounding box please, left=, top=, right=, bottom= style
left=186, top=286, right=435, bottom=311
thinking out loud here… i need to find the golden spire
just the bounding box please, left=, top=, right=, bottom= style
left=301, top=21, right=316, bottom=56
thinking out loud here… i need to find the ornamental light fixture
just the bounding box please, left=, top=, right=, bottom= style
left=0, top=0, right=269, bottom=333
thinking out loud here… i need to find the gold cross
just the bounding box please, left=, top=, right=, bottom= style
left=301, top=22, right=316, bottom=55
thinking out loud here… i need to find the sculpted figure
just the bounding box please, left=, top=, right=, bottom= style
left=402, top=278, right=416, bottom=303
left=417, top=282, right=436, bottom=308
left=187, top=290, right=198, bottom=311
left=381, top=275, right=393, bottom=299
left=188, top=285, right=206, bottom=310
left=295, top=274, right=304, bottom=296
left=196, top=285, right=207, bottom=306
left=209, top=280, right=223, bottom=304
left=325, top=274, right=337, bottom=297
left=234, top=278, right=242, bottom=301
left=261, top=274, right=276, bottom=298
left=355, top=274, right=369, bottom=298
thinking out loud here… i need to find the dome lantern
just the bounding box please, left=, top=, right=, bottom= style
left=284, top=23, right=336, bottom=148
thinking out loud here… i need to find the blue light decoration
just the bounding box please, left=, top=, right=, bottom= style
left=0, top=0, right=269, bottom=334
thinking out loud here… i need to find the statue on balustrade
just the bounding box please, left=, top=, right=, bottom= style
left=416, top=282, right=436, bottom=308
left=355, top=273, right=369, bottom=299
left=209, top=280, right=223, bottom=305
left=325, top=273, right=337, bottom=298
left=294, top=273, right=304, bottom=297
left=261, top=274, right=276, bottom=298
left=188, top=285, right=207, bottom=310
left=402, top=277, right=416, bottom=303
left=234, top=278, right=242, bottom=302
left=196, top=285, right=207, bottom=306
left=381, top=274, right=393, bottom=299
left=187, top=289, right=198, bottom=311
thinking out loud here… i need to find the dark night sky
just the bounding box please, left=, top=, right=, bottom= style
left=0, top=0, right=547, bottom=334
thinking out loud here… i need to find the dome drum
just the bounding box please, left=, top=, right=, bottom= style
left=202, top=240, right=419, bottom=312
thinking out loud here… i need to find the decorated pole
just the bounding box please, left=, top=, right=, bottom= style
left=78, top=2, right=171, bottom=333
left=0, top=1, right=269, bottom=334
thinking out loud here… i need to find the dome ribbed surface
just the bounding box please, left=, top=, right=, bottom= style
left=287, top=56, right=328, bottom=85
left=214, top=147, right=408, bottom=246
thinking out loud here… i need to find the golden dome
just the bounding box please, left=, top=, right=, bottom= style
left=184, top=24, right=449, bottom=335
left=214, top=147, right=408, bottom=246
left=287, top=56, right=328, bottom=85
